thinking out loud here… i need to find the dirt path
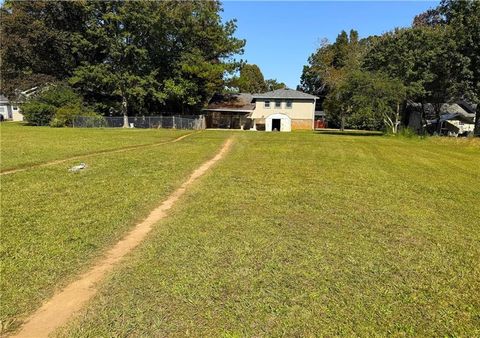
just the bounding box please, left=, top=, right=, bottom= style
left=10, top=137, right=234, bottom=338
left=0, top=132, right=197, bottom=176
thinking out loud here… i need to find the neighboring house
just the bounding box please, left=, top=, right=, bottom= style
left=203, top=93, right=254, bottom=129
left=249, top=89, right=318, bottom=132
left=0, top=94, right=23, bottom=121
left=426, top=103, right=476, bottom=136
left=407, top=102, right=476, bottom=136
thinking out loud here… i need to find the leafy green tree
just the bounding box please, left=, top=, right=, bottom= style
left=364, top=0, right=479, bottom=134
left=0, top=1, right=87, bottom=97
left=413, top=8, right=444, bottom=27
left=264, top=79, right=286, bottom=91
left=234, top=64, right=267, bottom=93
left=69, top=1, right=244, bottom=121
left=162, top=1, right=245, bottom=112
left=2, top=0, right=244, bottom=119
left=299, top=31, right=364, bottom=113
left=299, top=63, right=327, bottom=104
left=324, top=71, right=406, bottom=132
left=439, top=0, right=480, bottom=135
left=69, top=1, right=161, bottom=126
left=364, top=25, right=473, bottom=133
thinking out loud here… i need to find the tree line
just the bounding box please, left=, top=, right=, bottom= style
left=1, top=0, right=245, bottom=124
left=229, top=64, right=286, bottom=93
left=299, top=0, right=479, bottom=135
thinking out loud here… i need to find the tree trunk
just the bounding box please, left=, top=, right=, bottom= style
left=340, top=113, right=345, bottom=131
left=122, top=95, right=128, bottom=128
left=474, top=106, right=480, bottom=137
left=434, top=103, right=442, bottom=135
left=420, top=102, right=426, bottom=136
left=393, top=103, right=400, bottom=134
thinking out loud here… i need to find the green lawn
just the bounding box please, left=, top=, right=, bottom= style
left=57, top=132, right=480, bottom=337
left=1, top=126, right=479, bottom=336
left=0, top=122, right=191, bottom=171
left=0, top=127, right=229, bottom=333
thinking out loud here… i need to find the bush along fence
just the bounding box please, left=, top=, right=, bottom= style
left=72, top=115, right=206, bottom=130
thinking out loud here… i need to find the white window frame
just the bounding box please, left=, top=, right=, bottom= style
left=264, top=100, right=270, bottom=108
left=286, top=100, right=292, bottom=109
left=275, top=99, right=282, bottom=108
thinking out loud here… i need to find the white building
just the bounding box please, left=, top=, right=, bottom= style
left=249, top=89, right=318, bottom=132
left=203, top=88, right=318, bottom=132
left=0, top=94, right=23, bottom=121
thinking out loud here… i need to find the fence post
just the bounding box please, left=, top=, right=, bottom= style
left=173, top=116, right=176, bottom=129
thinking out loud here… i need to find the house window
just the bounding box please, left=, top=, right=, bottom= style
left=13, top=106, right=18, bottom=110
left=265, top=100, right=270, bottom=108
left=286, top=100, right=292, bottom=108
left=275, top=100, right=281, bottom=108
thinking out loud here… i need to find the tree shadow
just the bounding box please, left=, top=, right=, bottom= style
left=315, top=129, right=384, bottom=137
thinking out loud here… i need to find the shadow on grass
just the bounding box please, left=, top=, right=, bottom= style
left=315, top=129, right=384, bottom=137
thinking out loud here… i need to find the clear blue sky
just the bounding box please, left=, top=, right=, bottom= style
left=221, top=1, right=439, bottom=88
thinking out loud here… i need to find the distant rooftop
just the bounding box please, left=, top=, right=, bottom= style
left=205, top=93, right=254, bottom=112
left=252, top=88, right=318, bottom=100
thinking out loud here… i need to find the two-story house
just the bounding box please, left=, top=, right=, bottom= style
left=203, top=88, right=318, bottom=132
left=249, top=88, right=318, bottom=132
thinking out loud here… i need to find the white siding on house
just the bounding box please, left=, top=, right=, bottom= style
left=12, top=106, right=24, bottom=121
left=251, top=99, right=315, bottom=120
left=0, top=95, right=24, bottom=121
left=265, top=113, right=291, bottom=132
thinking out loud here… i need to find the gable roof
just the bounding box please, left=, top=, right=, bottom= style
left=407, top=101, right=476, bottom=121
left=457, top=99, right=478, bottom=115
left=0, top=94, right=10, bottom=103
left=252, top=88, right=318, bottom=100
left=204, top=93, right=254, bottom=112
left=440, top=103, right=475, bottom=119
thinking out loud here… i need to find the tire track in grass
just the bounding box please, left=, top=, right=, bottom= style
left=0, top=132, right=198, bottom=176
left=9, top=137, right=234, bottom=338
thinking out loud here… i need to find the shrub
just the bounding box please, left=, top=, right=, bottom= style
left=22, top=83, right=84, bottom=126
left=50, top=104, right=83, bottom=127
left=399, top=127, right=421, bottom=138
left=39, top=85, right=82, bottom=108
left=50, top=105, right=106, bottom=128
left=21, top=102, right=56, bottom=126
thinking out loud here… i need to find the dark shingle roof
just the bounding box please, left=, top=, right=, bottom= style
left=252, top=88, right=318, bottom=100
left=441, top=103, right=475, bottom=118
left=204, top=93, right=254, bottom=112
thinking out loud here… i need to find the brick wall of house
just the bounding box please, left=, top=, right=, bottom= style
left=292, top=119, right=313, bottom=130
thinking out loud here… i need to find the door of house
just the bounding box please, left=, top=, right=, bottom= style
left=272, top=118, right=281, bottom=131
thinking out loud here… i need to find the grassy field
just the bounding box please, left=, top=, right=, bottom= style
left=2, top=125, right=479, bottom=336
left=0, top=126, right=229, bottom=333
left=57, top=132, right=480, bottom=337
left=0, top=122, right=191, bottom=171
